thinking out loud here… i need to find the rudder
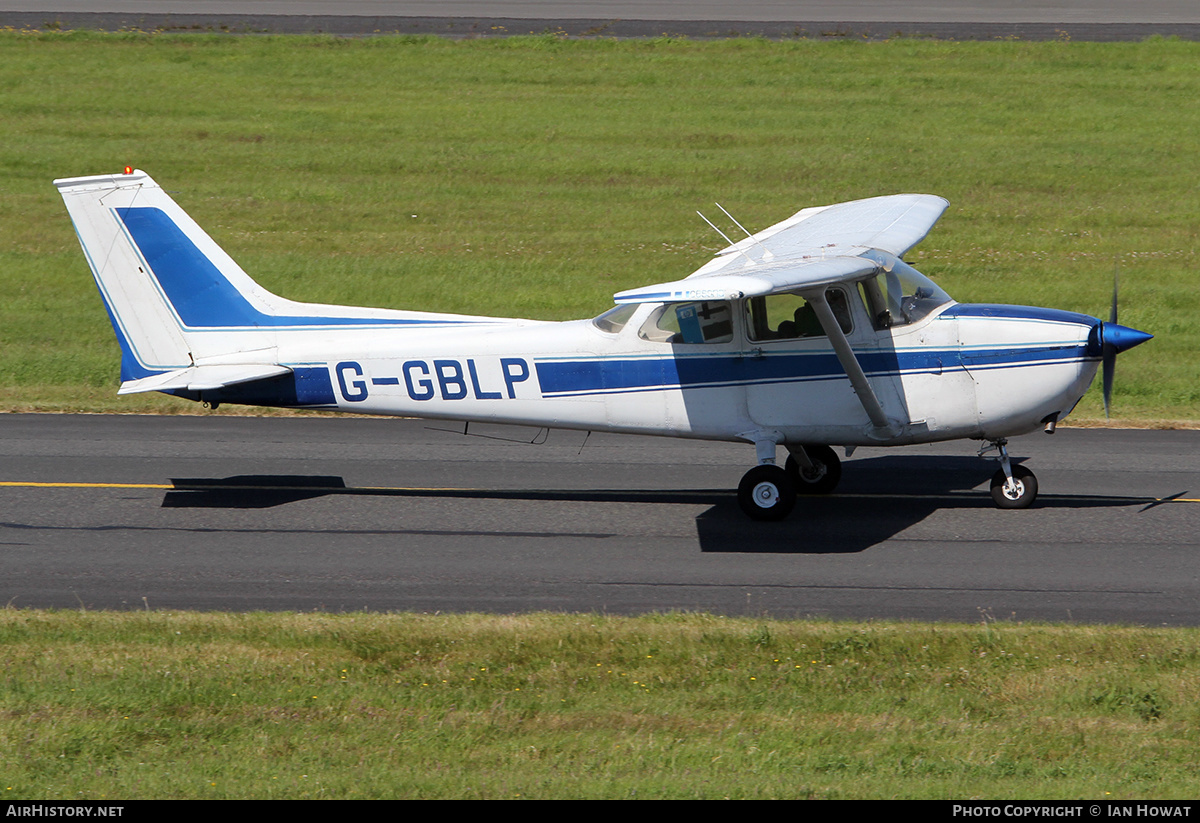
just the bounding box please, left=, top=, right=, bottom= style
left=54, top=169, right=281, bottom=383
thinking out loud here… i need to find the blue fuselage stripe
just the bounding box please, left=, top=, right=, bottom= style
left=534, top=344, right=1091, bottom=397
left=942, top=303, right=1098, bottom=326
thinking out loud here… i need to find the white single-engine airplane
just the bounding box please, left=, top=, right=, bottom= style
left=55, top=169, right=1152, bottom=520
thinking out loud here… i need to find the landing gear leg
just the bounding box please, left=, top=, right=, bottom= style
left=986, top=439, right=1038, bottom=509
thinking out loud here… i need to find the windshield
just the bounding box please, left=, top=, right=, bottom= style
left=858, top=259, right=952, bottom=330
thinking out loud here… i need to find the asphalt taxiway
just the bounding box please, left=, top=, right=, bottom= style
left=2, top=414, right=1196, bottom=623
left=6, top=2, right=1195, bottom=621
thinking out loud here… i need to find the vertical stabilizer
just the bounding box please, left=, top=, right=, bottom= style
left=57, top=171, right=190, bottom=380
left=54, top=169, right=284, bottom=382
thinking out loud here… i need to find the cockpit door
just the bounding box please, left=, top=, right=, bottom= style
left=743, top=285, right=912, bottom=439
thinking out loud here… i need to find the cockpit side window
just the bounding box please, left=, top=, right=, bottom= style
left=747, top=288, right=853, bottom=342
left=592, top=303, right=638, bottom=334
left=638, top=301, right=734, bottom=344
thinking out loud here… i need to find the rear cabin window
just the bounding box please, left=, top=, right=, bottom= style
left=592, top=303, right=638, bottom=334
left=638, top=301, right=733, bottom=344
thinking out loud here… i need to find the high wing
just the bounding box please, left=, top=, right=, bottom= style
left=613, top=194, right=949, bottom=441
left=613, top=194, right=948, bottom=304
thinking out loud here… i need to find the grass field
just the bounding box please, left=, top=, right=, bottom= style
left=1, top=31, right=1196, bottom=420
left=3, top=610, right=1200, bottom=800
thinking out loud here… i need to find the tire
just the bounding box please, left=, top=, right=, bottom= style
left=784, top=444, right=842, bottom=495
left=990, top=465, right=1038, bottom=509
left=737, top=465, right=797, bottom=521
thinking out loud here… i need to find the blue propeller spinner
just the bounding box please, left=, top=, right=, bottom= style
left=1092, top=273, right=1153, bottom=418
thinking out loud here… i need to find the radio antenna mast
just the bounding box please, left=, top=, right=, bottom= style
left=716, top=203, right=753, bottom=239
left=696, top=207, right=760, bottom=266
left=696, top=209, right=736, bottom=246
left=718, top=203, right=773, bottom=260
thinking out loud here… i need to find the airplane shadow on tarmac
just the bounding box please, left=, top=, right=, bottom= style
left=694, top=455, right=1174, bottom=555
left=162, top=455, right=1164, bottom=554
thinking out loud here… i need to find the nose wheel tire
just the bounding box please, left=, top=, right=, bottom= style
left=738, top=465, right=797, bottom=521
left=990, top=465, right=1038, bottom=509
left=784, top=444, right=842, bottom=495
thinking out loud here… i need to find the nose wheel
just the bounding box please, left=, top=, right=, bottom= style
left=990, top=465, right=1037, bottom=509
left=984, top=439, right=1038, bottom=509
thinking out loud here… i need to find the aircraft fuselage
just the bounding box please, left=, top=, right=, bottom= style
left=200, top=298, right=1103, bottom=449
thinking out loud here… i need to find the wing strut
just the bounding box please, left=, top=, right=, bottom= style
left=809, top=290, right=902, bottom=439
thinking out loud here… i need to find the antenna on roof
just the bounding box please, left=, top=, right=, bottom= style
left=696, top=209, right=736, bottom=246
left=697, top=207, right=760, bottom=266
left=718, top=203, right=774, bottom=260
left=716, top=203, right=753, bottom=239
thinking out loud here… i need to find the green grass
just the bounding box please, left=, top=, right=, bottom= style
left=2, top=610, right=1199, bottom=799
left=1, top=32, right=1197, bottom=421
left=3, top=34, right=1195, bottom=800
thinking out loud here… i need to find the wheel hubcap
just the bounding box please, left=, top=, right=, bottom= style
left=753, top=482, right=780, bottom=507
left=801, top=463, right=826, bottom=483
left=1003, top=479, right=1024, bottom=500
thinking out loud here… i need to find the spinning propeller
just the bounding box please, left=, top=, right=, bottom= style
left=1096, top=269, right=1153, bottom=417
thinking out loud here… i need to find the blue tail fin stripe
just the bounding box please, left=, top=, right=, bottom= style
left=116, top=207, right=480, bottom=330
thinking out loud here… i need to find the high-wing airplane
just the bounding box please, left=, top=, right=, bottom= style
left=55, top=169, right=1152, bottom=520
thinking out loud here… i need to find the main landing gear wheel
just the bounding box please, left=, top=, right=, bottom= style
left=784, top=444, right=842, bottom=495
left=738, top=465, right=797, bottom=521
left=990, top=465, right=1038, bottom=509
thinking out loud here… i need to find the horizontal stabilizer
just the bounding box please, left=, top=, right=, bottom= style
left=118, top=364, right=292, bottom=395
